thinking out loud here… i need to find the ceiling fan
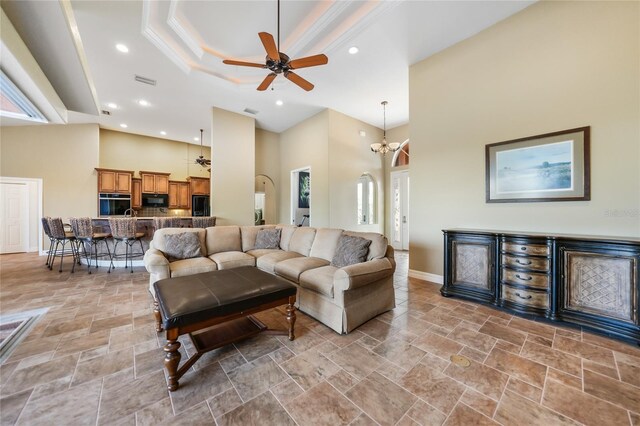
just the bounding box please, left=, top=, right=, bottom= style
left=222, top=0, right=328, bottom=91
left=195, top=129, right=211, bottom=167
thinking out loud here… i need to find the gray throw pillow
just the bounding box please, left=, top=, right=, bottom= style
left=254, top=228, right=281, bottom=250
left=163, top=232, right=202, bottom=260
left=331, top=235, right=372, bottom=268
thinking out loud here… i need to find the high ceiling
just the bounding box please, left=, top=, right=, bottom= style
left=1, top=0, right=534, bottom=145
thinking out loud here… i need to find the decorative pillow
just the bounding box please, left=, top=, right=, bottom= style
left=254, top=228, right=282, bottom=250
left=163, top=232, right=202, bottom=260
left=331, top=235, right=372, bottom=268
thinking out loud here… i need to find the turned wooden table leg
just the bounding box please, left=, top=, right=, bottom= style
left=153, top=300, right=163, bottom=332
left=286, top=296, right=296, bottom=341
left=163, top=329, right=181, bottom=391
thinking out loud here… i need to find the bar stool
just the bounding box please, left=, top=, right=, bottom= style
left=108, top=217, right=145, bottom=273
left=47, top=217, right=78, bottom=272
left=191, top=216, right=216, bottom=228
left=69, top=217, right=112, bottom=274
left=41, top=217, right=55, bottom=269
left=153, top=217, right=182, bottom=230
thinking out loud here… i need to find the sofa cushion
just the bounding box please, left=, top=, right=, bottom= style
left=153, top=228, right=207, bottom=257
left=206, top=226, right=242, bottom=255
left=208, top=251, right=255, bottom=270
left=278, top=225, right=297, bottom=251
left=343, top=231, right=388, bottom=261
left=331, top=235, right=372, bottom=268
left=309, top=228, right=343, bottom=261
left=275, top=257, right=330, bottom=283
left=257, top=251, right=303, bottom=273
left=246, top=248, right=282, bottom=259
left=254, top=228, right=281, bottom=250
left=169, top=257, right=217, bottom=277
left=299, top=265, right=338, bottom=298
left=241, top=225, right=276, bottom=252
left=289, top=227, right=317, bottom=256
left=163, top=232, right=202, bottom=260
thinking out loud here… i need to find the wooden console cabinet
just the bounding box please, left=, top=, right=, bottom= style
left=443, top=229, right=639, bottom=343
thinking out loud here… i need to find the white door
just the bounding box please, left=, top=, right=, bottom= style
left=391, top=170, right=409, bottom=250
left=0, top=182, right=29, bottom=254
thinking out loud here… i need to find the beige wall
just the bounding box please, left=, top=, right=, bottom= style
left=278, top=110, right=330, bottom=227
left=328, top=109, right=384, bottom=233
left=0, top=124, right=99, bottom=220
left=409, top=1, right=640, bottom=275
left=211, top=107, right=255, bottom=225
left=100, top=129, right=210, bottom=180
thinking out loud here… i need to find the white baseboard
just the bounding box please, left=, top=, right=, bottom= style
left=408, top=269, right=443, bottom=285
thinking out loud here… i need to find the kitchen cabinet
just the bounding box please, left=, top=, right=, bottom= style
left=188, top=177, right=210, bottom=195
left=140, top=171, right=170, bottom=194
left=168, top=181, right=190, bottom=209
left=96, top=168, right=133, bottom=194
left=131, top=178, right=142, bottom=209
left=443, top=229, right=640, bottom=343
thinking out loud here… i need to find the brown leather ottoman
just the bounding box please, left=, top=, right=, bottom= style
left=153, top=266, right=297, bottom=391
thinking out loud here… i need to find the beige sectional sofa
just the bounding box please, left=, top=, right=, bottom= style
left=143, top=225, right=396, bottom=334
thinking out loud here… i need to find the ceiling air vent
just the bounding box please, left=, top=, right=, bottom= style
left=101, top=110, right=111, bottom=115
left=243, top=108, right=258, bottom=115
left=134, top=75, right=156, bottom=86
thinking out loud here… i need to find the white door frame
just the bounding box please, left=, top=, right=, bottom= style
left=290, top=166, right=310, bottom=226
left=0, top=176, right=43, bottom=253
left=390, top=170, right=409, bottom=250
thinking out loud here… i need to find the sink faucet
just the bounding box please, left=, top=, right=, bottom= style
left=124, top=208, right=136, bottom=217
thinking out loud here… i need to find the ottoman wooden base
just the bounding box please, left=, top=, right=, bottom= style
left=153, top=267, right=297, bottom=391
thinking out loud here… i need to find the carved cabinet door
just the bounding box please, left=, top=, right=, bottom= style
left=560, top=245, right=639, bottom=326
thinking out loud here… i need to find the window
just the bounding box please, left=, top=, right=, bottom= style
left=357, top=173, right=376, bottom=224
left=0, top=69, right=47, bottom=123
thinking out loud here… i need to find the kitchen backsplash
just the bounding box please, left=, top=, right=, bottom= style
left=139, top=207, right=191, bottom=217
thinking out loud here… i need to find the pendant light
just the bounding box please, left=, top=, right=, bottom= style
left=370, top=101, right=400, bottom=155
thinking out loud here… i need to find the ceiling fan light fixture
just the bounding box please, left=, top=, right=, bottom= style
left=370, top=101, right=400, bottom=156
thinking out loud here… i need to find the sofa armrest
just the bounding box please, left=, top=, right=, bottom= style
left=144, top=248, right=170, bottom=273
left=334, top=258, right=394, bottom=292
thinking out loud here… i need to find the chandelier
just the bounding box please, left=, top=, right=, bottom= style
left=370, top=101, right=400, bottom=155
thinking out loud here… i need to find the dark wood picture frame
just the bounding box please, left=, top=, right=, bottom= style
left=485, top=126, right=590, bottom=203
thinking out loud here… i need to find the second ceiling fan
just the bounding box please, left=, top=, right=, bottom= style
left=222, top=0, right=328, bottom=91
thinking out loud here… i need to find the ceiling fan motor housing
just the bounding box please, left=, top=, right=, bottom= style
left=266, top=53, right=291, bottom=74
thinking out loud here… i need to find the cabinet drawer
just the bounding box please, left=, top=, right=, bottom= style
left=502, top=242, right=549, bottom=256
left=502, top=285, right=549, bottom=309
left=502, top=269, right=550, bottom=289
left=501, top=255, right=550, bottom=272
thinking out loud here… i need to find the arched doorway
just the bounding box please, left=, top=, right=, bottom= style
left=255, top=175, right=276, bottom=225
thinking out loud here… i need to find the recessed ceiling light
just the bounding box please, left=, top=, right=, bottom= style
left=138, top=99, right=149, bottom=106
left=160, top=131, right=166, bottom=136
left=107, top=102, right=117, bottom=109
left=348, top=46, right=359, bottom=55
left=116, top=43, right=129, bottom=53
left=120, top=123, right=128, bottom=128
left=194, top=137, right=199, bottom=141
left=275, top=100, right=283, bottom=106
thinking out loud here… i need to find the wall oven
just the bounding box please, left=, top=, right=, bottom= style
left=99, top=193, right=131, bottom=216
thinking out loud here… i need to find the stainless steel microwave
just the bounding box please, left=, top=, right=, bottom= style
left=142, top=193, right=168, bottom=208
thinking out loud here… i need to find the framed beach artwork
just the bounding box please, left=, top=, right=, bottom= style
left=486, top=127, right=590, bottom=203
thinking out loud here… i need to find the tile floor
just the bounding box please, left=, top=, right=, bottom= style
left=0, top=251, right=639, bottom=425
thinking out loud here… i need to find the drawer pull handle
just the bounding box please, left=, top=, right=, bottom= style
left=515, top=274, right=532, bottom=281
left=515, top=292, right=532, bottom=300
left=516, top=259, right=532, bottom=265
left=520, top=247, right=527, bottom=251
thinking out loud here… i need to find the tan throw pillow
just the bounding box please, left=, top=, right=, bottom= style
left=331, top=235, right=372, bottom=268
left=254, top=228, right=282, bottom=250
left=163, top=232, right=202, bottom=260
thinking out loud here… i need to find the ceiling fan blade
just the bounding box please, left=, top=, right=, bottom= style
left=258, top=32, right=280, bottom=61
left=223, top=59, right=266, bottom=68
left=288, top=54, right=328, bottom=70
left=284, top=71, right=314, bottom=91
left=257, top=73, right=277, bottom=91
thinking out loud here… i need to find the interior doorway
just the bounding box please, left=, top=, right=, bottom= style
left=290, top=167, right=310, bottom=227
left=255, top=174, right=276, bottom=225
left=0, top=181, right=29, bottom=254
left=391, top=170, right=409, bottom=250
